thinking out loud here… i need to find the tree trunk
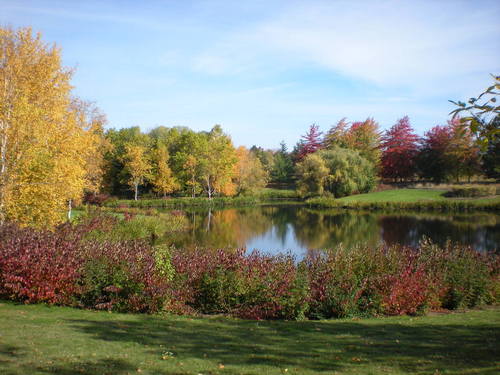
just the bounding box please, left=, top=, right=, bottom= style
left=206, top=177, right=212, bottom=199
left=67, top=199, right=72, bottom=220
left=134, top=183, right=138, bottom=201
left=0, top=122, right=7, bottom=225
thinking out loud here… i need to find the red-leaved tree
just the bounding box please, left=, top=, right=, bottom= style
left=381, top=116, right=419, bottom=181
left=296, top=124, right=323, bottom=161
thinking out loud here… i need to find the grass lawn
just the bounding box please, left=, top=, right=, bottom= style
left=338, top=189, right=449, bottom=203
left=0, top=302, right=498, bottom=375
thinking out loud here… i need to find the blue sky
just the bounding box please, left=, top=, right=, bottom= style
left=1, top=0, right=499, bottom=149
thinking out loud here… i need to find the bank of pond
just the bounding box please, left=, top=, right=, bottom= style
left=1, top=207, right=498, bottom=320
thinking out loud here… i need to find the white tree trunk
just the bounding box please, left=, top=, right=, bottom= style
left=67, top=199, right=72, bottom=220
left=206, top=177, right=212, bottom=199
left=134, top=183, right=138, bottom=201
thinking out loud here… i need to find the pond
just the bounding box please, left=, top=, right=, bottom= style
left=164, top=204, right=500, bottom=258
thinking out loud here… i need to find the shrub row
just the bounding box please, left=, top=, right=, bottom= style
left=104, top=196, right=262, bottom=209
left=306, top=197, right=500, bottom=212
left=0, top=220, right=498, bottom=319
left=444, top=185, right=497, bottom=198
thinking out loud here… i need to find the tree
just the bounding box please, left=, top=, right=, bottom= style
left=296, top=153, right=329, bottom=197
left=183, top=155, right=201, bottom=197
left=417, top=125, right=453, bottom=183
left=234, top=146, right=268, bottom=195
left=104, top=126, right=150, bottom=196
left=198, top=125, right=237, bottom=198
left=481, top=115, right=500, bottom=179
left=0, top=27, right=102, bottom=227
left=344, top=118, right=381, bottom=167
left=122, top=144, right=151, bottom=200
left=323, top=118, right=350, bottom=149
left=449, top=75, right=500, bottom=148
left=320, top=148, right=376, bottom=197
left=296, top=147, right=376, bottom=198
left=271, top=141, right=294, bottom=183
left=323, top=117, right=382, bottom=167
left=151, top=144, right=179, bottom=198
left=380, top=116, right=419, bottom=181
left=249, top=145, right=274, bottom=176
left=296, top=124, right=323, bottom=160
left=446, top=118, right=481, bottom=182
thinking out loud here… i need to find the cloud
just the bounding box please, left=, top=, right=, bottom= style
left=189, top=0, right=499, bottom=97
left=256, top=1, right=499, bottom=93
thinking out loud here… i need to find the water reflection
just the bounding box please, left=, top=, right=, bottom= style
left=164, top=205, right=499, bottom=257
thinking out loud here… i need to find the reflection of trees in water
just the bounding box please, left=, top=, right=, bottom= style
left=379, top=213, right=499, bottom=252
left=165, top=206, right=499, bottom=253
left=291, top=208, right=380, bottom=250
left=166, top=207, right=275, bottom=249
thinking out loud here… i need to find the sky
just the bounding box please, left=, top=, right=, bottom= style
left=1, top=0, right=499, bottom=149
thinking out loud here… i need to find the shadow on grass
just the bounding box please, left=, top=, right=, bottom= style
left=60, top=316, right=499, bottom=374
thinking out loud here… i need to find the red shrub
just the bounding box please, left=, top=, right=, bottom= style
left=0, top=223, right=84, bottom=304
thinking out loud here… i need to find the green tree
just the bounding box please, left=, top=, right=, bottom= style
left=271, top=141, right=294, bottom=183
left=296, top=153, right=329, bottom=197
left=320, top=148, right=376, bottom=197
left=296, top=147, right=376, bottom=198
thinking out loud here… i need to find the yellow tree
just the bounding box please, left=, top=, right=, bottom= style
left=122, top=144, right=151, bottom=200
left=234, top=146, right=268, bottom=195
left=199, top=125, right=238, bottom=198
left=152, top=144, right=179, bottom=198
left=0, top=27, right=101, bottom=227
left=183, top=155, right=201, bottom=197
left=72, top=99, right=110, bottom=196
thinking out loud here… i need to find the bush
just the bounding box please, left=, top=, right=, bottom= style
left=78, top=240, right=170, bottom=313
left=444, top=186, right=496, bottom=198
left=171, top=249, right=308, bottom=320
left=82, top=192, right=111, bottom=206
left=416, top=239, right=498, bottom=309
left=0, top=223, right=84, bottom=305
left=0, top=221, right=497, bottom=319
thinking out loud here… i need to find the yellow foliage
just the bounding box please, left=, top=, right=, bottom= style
left=0, top=27, right=104, bottom=227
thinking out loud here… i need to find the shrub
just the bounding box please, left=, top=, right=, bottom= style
left=82, top=192, right=111, bottom=206
left=444, top=186, right=496, bottom=198
left=417, top=239, right=497, bottom=309
left=0, top=221, right=497, bottom=319
left=78, top=240, right=170, bottom=313
left=0, top=223, right=84, bottom=304
left=171, top=249, right=308, bottom=320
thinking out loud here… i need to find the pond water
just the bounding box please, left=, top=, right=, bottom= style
left=164, top=204, right=500, bottom=258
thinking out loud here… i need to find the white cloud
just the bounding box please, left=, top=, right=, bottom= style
left=255, top=0, right=499, bottom=94
left=189, top=0, right=499, bottom=97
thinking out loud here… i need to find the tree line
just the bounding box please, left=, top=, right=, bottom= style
left=293, top=114, right=498, bottom=197
left=1, top=27, right=498, bottom=228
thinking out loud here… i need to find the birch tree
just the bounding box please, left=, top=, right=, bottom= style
left=0, top=27, right=101, bottom=227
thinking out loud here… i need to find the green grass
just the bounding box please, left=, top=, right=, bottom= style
left=0, top=302, right=498, bottom=375
left=337, top=189, right=447, bottom=203
left=103, top=189, right=300, bottom=209
left=307, top=189, right=500, bottom=212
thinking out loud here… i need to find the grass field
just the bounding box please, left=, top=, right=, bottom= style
left=337, top=189, right=447, bottom=203
left=307, top=189, right=500, bottom=211
left=1, top=302, right=498, bottom=375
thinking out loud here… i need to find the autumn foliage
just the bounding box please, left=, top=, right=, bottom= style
left=1, top=219, right=497, bottom=319
left=381, top=116, right=419, bottom=180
